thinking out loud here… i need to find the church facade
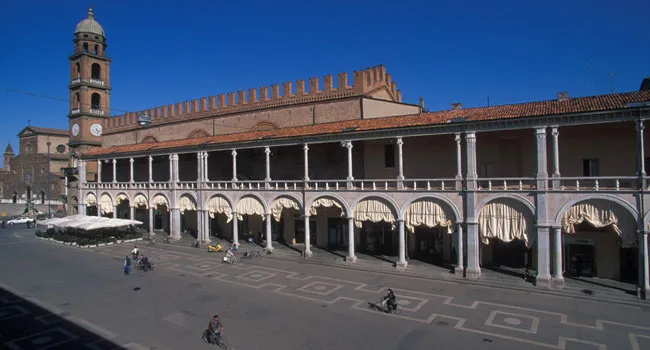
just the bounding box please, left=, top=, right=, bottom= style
left=67, top=9, right=650, bottom=295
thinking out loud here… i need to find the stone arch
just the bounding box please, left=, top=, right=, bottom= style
left=178, top=193, right=198, bottom=213
left=150, top=193, right=170, bottom=209
left=351, top=195, right=400, bottom=228
left=400, top=195, right=461, bottom=233
left=205, top=193, right=234, bottom=222
left=99, top=193, right=113, bottom=215
left=115, top=192, right=130, bottom=205
left=187, top=129, right=210, bottom=139
left=141, top=136, right=158, bottom=143
left=235, top=194, right=267, bottom=215
left=269, top=194, right=303, bottom=222
left=132, top=193, right=148, bottom=208
left=251, top=121, right=279, bottom=132
left=306, top=194, right=350, bottom=217
left=554, top=194, right=638, bottom=226
left=555, top=195, right=638, bottom=246
left=476, top=195, right=536, bottom=247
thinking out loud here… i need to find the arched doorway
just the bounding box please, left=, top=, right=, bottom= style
left=477, top=197, right=535, bottom=280
left=353, top=197, right=398, bottom=256
left=559, top=198, right=637, bottom=281
left=99, top=193, right=113, bottom=218
left=235, top=195, right=266, bottom=244
left=116, top=193, right=130, bottom=219
left=178, top=194, right=198, bottom=238
left=151, top=194, right=170, bottom=234
left=308, top=196, right=348, bottom=249
left=269, top=196, right=301, bottom=244
left=85, top=193, right=97, bottom=216
left=403, top=198, right=457, bottom=266
left=206, top=195, right=233, bottom=240
left=132, top=194, right=148, bottom=229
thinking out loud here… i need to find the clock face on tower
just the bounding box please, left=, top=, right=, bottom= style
left=90, top=123, right=103, bottom=137
left=71, top=123, right=80, bottom=137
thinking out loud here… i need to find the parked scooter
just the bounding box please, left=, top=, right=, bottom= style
left=207, top=243, right=223, bottom=253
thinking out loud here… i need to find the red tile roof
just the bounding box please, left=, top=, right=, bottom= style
left=85, top=90, right=650, bottom=157
left=22, top=126, right=69, bottom=137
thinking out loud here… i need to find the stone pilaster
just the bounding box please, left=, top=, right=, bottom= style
left=396, top=219, right=407, bottom=269
left=347, top=217, right=356, bottom=263
left=265, top=213, right=274, bottom=252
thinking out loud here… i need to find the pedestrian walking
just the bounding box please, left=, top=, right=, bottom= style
left=124, top=255, right=131, bottom=275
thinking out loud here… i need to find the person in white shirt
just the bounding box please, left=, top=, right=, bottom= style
left=131, top=246, right=139, bottom=260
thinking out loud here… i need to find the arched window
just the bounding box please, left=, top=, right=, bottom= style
left=75, top=62, right=80, bottom=78
left=94, top=44, right=99, bottom=55
left=91, top=63, right=101, bottom=80
left=83, top=42, right=88, bottom=53
left=75, top=92, right=80, bottom=108
left=91, top=93, right=101, bottom=110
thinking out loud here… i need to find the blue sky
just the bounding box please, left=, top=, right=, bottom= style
left=0, top=0, right=649, bottom=166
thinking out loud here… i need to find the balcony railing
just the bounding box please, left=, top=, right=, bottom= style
left=79, top=176, right=645, bottom=193
left=71, top=78, right=81, bottom=84
left=70, top=108, right=80, bottom=115
left=89, top=78, right=104, bottom=86
left=89, top=108, right=104, bottom=115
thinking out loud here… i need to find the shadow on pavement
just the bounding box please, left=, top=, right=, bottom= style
left=0, top=285, right=126, bottom=349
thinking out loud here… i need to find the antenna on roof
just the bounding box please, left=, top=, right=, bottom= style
left=28, top=119, right=31, bottom=126
left=487, top=96, right=490, bottom=107
left=609, top=72, right=615, bottom=92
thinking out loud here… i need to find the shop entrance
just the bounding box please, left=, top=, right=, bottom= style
left=327, top=218, right=347, bottom=250
left=412, top=227, right=446, bottom=264
left=565, top=237, right=597, bottom=277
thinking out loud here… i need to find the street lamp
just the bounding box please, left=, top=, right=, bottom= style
left=47, top=141, right=51, bottom=218
left=137, top=112, right=151, bottom=128
left=136, top=112, right=152, bottom=236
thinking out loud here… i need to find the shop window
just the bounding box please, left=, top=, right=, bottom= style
left=384, top=144, right=395, bottom=168
left=582, top=159, right=600, bottom=177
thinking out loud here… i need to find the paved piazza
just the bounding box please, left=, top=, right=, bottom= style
left=1, top=227, right=650, bottom=349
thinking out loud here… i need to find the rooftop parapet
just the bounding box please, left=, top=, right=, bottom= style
left=104, top=65, right=401, bottom=132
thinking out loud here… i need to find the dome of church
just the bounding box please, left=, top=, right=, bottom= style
left=75, top=8, right=105, bottom=37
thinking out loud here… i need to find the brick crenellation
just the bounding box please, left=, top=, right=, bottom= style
left=103, top=65, right=400, bottom=131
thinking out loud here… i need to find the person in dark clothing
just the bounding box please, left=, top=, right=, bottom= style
left=124, top=256, right=131, bottom=275
left=142, top=256, right=149, bottom=271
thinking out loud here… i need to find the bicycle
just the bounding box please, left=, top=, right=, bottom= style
left=191, top=239, right=200, bottom=248
left=202, top=329, right=230, bottom=349
left=162, top=236, right=171, bottom=244
left=241, top=248, right=262, bottom=259
left=368, top=298, right=400, bottom=315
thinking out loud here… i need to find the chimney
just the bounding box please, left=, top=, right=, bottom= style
left=419, top=97, right=425, bottom=109
left=640, top=77, right=650, bottom=91
left=557, top=92, right=569, bottom=101
left=451, top=102, right=462, bottom=110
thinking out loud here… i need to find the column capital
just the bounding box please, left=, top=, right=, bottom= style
left=197, top=152, right=203, bottom=159
left=454, top=133, right=461, bottom=143
left=231, top=149, right=237, bottom=157
left=465, top=131, right=476, bottom=140
left=129, top=157, right=134, bottom=163
left=264, top=146, right=271, bottom=155
left=112, top=159, right=117, bottom=164
left=535, top=126, right=548, bottom=137
left=303, top=144, right=309, bottom=151
left=637, top=119, right=645, bottom=132
left=148, top=155, right=153, bottom=161
left=342, top=141, right=353, bottom=149
left=203, top=151, right=209, bottom=158
left=395, top=219, right=404, bottom=223
left=396, top=137, right=403, bottom=146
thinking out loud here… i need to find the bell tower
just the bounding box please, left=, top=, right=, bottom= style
left=68, top=8, right=110, bottom=159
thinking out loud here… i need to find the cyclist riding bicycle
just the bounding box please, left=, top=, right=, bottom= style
left=381, top=288, right=397, bottom=312
left=207, top=314, right=223, bottom=344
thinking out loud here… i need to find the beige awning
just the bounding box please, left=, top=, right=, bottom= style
left=270, top=197, right=300, bottom=222
left=236, top=196, right=265, bottom=221
left=116, top=193, right=129, bottom=205
left=354, top=199, right=395, bottom=228
left=562, top=202, right=636, bottom=247
left=152, top=194, right=169, bottom=209
left=404, top=200, right=453, bottom=233
left=207, top=196, right=233, bottom=222
left=133, top=194, right=148, bottom=208
left=309, top=197, right=345, bottom=216
left=85, top=193, right=97, bottom=206
left=178, top=196, right=197, bottom=213
left=479, top=201, right=532, bottom=247
left=99, top=194, right=113, bottom=215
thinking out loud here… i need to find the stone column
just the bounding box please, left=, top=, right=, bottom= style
left=113, top=205, right=117, bottom=218
left=148, top=206, right=154, bottom=237
left=551, top=126, right=561, bottom=189
left=304, top=214, right=312, bottom=257
left=396, top=219, right=407, bottom=269
left=197, top=152, right=203, bottom=183
left=172, top=208, right=182, bottom=240
left=455, top=223, right=464, bottom=275
left=204, top=151, right=209, bottom=182
left=172, top=154, right=179, bottom=184
left=455, top=133, right=462, bottom=190
left=465, top=132, right=477, bottom=189
left=344, top=141, right=354, bottom=189
left=642, top=231, right=650, bottom=298
left=129, top=205, right=134, bottom=220
left=535, top=127, right=552, bottom=288
left=231, top=149, right=238, bottom=182
left=97, top=160, right=102, bottom=183
left=264, top=213, right=274, bottom=252
left=112, top=159, right=117, bottom=183
left=129, top=158, right=134, bottom=183
left=77, top=160, right=86, bottom=215
left=168, top=155, right=173, bottom=182
left=638, top=120, right=646, bottom=176
left=552, top=227, right=563, bottom=284
left=232, top=211, right=239, bottom=246
left=79, top=204, right=86, bottom=216
left=303, top=144, right=310, bottom=181
left=464, top=131, right=480, bottom=279
left=148, top=156, right=153, bottom=183
left=264, top=146, right=271, bottom=188
left=347, top=217, right=357, bottom=263
left=396, top=137, right=404, bottom=180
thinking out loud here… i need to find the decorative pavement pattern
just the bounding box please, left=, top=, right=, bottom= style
left=95, top=244, right=650, bottom=350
